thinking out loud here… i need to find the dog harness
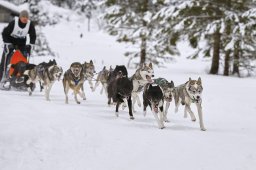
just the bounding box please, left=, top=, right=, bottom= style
left=11, top=17, right=31, bottom=39
left=154, top=78, right=168, bottom=87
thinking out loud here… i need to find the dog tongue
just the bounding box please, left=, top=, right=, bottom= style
left=153, top=106, right=158, bottom=113
left=146, top=75, right=153, bottom=82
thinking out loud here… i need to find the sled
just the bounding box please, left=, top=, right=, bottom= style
left=9, top=49, right=28, bottom=76
left=0, top=47, right=32, bottom=91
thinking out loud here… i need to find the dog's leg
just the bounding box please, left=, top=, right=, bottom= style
left=64, top=82, right=69, bottom=104
left=80, top=85, right=86, bottom=100
left=74, top=89, right=81, bottom=104
left=175, top=98, right=180, bottom=113
left=39, top=80, right=44, bottom=92
left=136, top=94, right=141, bottom=107
left=88, top=78, right=94, bottom=91
left=164, top=101, right=170, bottom=122
left=159, top=105, right=165, bottom=128
left=143, top=99, right=148, bottom=117
left=184, top=105, right=188, bottom=118
left=115, top=100, right=120, bottom=117
left=127, top=96, right=134, bottom=120
left=196, top=103, right=206, bottom=131
left=122, top=98, right=127, bottom=110
left=186, top=104, right=196, bottom=121
left=132, top=92, right=137, bottom=113
left=103, top=83, right=108, bottom=96
left=45, top=83, right=53, bottom=101
left=28, top=83, right=33, bottom=96
left=93, top=80, right=100, bottom=92
left=152, top=111, right=164, bottom=129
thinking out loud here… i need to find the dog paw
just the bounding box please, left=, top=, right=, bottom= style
left=175, top=108, right=178, bottom=113
left=115, top=112, right=119, bottom=117
left=77, top=101, right=81, bottom=104
left=143, top=111, right=147, bottom=117
left=191, top=118, right=196, bottom=122
left=159, top=126, right=165, bottom=129
left=164, top=119, right=170, bottom=123
left=83, top=98, right=86, bottom=100
left=130, top=116, right=135, bottom=120
left=122, top=105, right=126, bottom=110
left=201, top=127, right=207, bottom=131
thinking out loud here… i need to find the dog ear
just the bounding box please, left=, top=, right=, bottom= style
left=149, top=62, right=153, bottom=69
left=90, top=60, right=93, bottom=64
left=197, top=77, right=202, bottom=84
left=170, top=80, right=174, bottom=87
left=103, top=66, right=106, bottom=70
left=189, top=77, right=192, bottom=81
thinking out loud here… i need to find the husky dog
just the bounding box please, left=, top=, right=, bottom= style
left=23, top=68, right=38, bottom=95
left=63, top=62, right=85, bottom=104
left=173, top=77, right=206, bottom=131
left=154, top=78, right=174, bottom=122
left=107, top=65, right=128, bottom=104
left=37, top=64, right=63, bottom=101
left=36, top=59, right=57, bottom=92
left=130, top=63, right=154, bottom=112
left=143, top=83, right=165, bottom=129
left=92, top=66, right=112, bottom=96
left=107, top=65, right=134, bottom=119
left=10, top=61, right=36, bottom=77
left=82, top=60, right=96, bottom=90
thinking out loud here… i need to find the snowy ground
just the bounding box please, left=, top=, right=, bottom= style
left=0, top=17, right=256, bottom=170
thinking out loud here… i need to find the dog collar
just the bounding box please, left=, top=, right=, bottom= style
left=73, top=78, right=80, bottom=85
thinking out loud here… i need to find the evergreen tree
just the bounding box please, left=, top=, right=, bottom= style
left=156, top=0, right=255, bottom=76
left=75, top=0, right=97, bottom=32
left=29, top=0, right=56, bottom=57
left=103, top=0, right=170, bottom=67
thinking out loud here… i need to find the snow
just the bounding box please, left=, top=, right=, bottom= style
left=0, top=5, right=256, bottom=170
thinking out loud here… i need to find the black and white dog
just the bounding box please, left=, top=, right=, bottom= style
left=23, top=59, right=62, bottom=98
left=107, top=65, right=134, bottom=119
left=154, top=78, right=175, bottom=122
left=143, top=83, right=165, bottom=129
left=36, top=59, right=57, bottom=92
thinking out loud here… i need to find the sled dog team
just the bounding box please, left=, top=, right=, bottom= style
left=9, top=59, right=206, bottom=131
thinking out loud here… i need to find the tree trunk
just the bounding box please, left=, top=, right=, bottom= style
left=139, top=0, right=148, bottom=65
left=224, top=50, right=231, bottom=76
left=209, top=30, right=221, bottom=74
left=233, top=41, right=240, bottom=76
left=140, top=37, right=146, bottom=64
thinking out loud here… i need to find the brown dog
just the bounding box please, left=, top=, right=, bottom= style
left=63, top=62, right=85, bottom=104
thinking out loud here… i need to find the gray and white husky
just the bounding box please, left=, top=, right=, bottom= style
left=130, top=63, right=154, bottom=112
left=23, top=63, right=63, bottom=99
left=37, top=64, right=63, bottom=101
left=154, top=78, right=174, bottom=122
left=82, top=60, right=96, bottom=91
left=173, top=77, right=206, bottom=131
left=92, top=66, right=112, bottom=96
